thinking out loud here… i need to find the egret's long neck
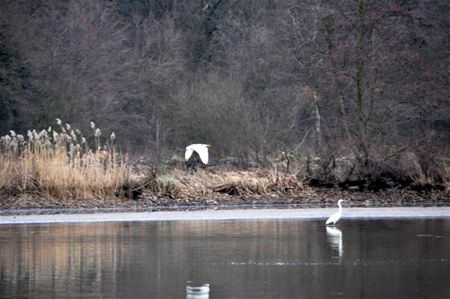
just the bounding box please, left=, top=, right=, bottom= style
left=338, top=202, right=342, bottom=213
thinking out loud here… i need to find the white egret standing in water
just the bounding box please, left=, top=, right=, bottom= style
left=325, top=199, right=345, bottom=225
left=185, top=144, right=210, bottom=172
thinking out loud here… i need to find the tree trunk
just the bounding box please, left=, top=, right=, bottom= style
left=313, top=91, right=322, bottom=153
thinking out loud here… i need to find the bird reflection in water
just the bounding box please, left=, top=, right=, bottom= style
left=186, top=281, right=210, bottom=299
left=326, top=226, right=343, bottom=259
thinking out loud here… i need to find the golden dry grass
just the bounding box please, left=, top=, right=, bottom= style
left=0, top=121, right=132, bottom=199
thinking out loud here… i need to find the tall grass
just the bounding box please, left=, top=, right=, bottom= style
left=0, top=120, right=132, bottom=199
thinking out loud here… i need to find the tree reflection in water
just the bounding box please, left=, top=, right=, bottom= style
left=1, top=219, right=449, bottom=298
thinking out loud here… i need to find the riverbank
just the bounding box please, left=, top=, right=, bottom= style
left=1, top=164, right=449, bottom=212
left=1, top=185, right=449, bottom=215
left=2, top=123, right=449, bottom=212
left=1, top=207, right=450, bottom=224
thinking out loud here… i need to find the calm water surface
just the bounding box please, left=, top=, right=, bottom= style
left=1, top=218, right=449, bottom=298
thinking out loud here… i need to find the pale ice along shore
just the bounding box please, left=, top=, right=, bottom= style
left=1, top=207, right=449, bottom=225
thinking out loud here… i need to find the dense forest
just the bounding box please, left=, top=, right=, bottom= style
left=1, top=0, right=449, bottom=177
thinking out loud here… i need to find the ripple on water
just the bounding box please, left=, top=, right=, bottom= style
left=221, top=258, right=450, bottom=267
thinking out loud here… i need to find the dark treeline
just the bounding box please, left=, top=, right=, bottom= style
left=1, top=1, right=449, bottom=173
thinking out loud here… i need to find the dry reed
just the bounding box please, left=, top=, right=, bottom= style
left=0, top=120, right=132, bottom=199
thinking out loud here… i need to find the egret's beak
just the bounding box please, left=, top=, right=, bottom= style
left=206, top=144, right=212, bottom=147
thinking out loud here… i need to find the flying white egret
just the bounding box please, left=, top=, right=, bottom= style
left=185, top=144, right=211, bottom=173
left=185, top=144, right=210, bottom=164
left=325, top=199, right=345, bottom=225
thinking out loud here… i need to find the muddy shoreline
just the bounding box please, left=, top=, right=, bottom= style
left=1, top=187, right=449, bottom=216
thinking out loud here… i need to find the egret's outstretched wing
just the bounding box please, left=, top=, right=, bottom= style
left=185, top=147, right=194, bottom=161
left=185, top=144, right=210, bottom=164
left=193, top=144, right=209, bottom=164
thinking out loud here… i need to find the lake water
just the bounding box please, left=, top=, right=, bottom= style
left=1, top=218, right=449, bottom=298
